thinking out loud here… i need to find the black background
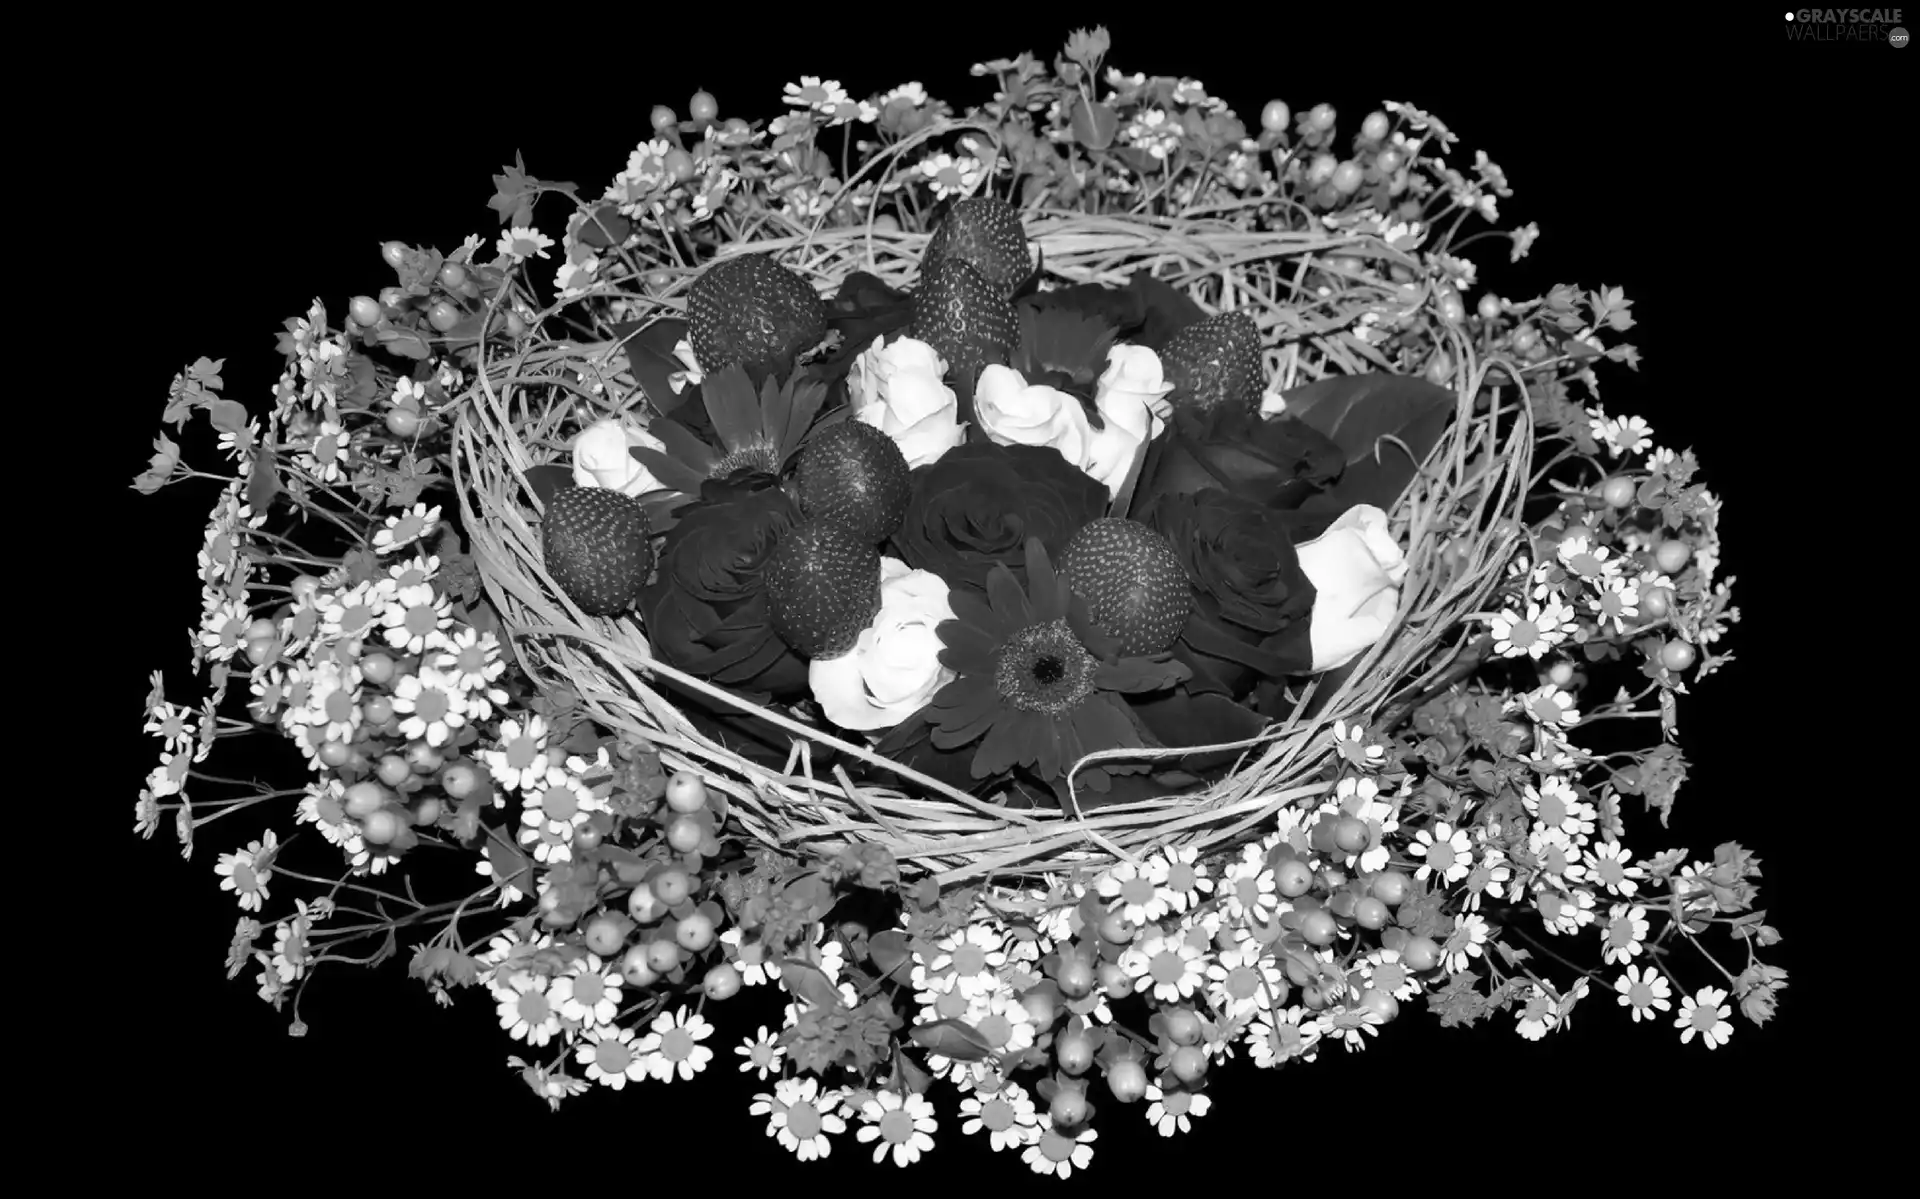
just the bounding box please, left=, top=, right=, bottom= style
left=98, top=11, right=1889, bottom=1182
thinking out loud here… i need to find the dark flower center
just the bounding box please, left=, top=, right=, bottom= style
left=712, top=442, right=780, bottom=482
left=995, top=618, right=1096, bottom=714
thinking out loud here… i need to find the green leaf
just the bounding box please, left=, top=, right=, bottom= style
left=613, top=318, right=693, bottom=415
left=377, top=327, right=432, bottom=361
left=868, top=929, right=915, bottom=984
left=779, top=959, right=844, bottom=1010
left=206, top=398, right=250, bottom=435
left=575, top=202, right=632, bottom=249
left=1069, top=95, right=1118, bottom=150
left=1280, top=373, right=1455, bottom=521
left=909, top=1018, right=996, bottom=1062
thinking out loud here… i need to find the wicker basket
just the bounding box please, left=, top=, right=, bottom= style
left=452, top=124, right=1534, bottom=887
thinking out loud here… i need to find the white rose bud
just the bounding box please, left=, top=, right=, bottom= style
left=1294, top=504, right=1409, bottom=672
left=850, top=336, right=967, bottom=468
left=572, top=415, right=667, bottom=497
left=809, top=558, right=958, bottom=731
left=1081, top=345, right=1172, bottom=499
left=974, top=364, right=1092, bottom=467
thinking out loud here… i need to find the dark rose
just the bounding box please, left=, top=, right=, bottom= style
left=887, top=440, right=1108, bottom=597
left=640, top=474, right=810, bottom=701
left=1129, top=403, right=1344, bottom=517
left=1148, top=487, right=1316, bottom=696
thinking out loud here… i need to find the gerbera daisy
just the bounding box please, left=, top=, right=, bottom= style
left=629, top=365, right=833, bottom=495
left=925, top=538, right=1187, bottom=794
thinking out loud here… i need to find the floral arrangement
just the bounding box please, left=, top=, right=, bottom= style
left=135, top=30, right=1782, bottom=1176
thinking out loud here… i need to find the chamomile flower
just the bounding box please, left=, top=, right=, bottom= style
left=215, top=832, right=278, bottom=912
left=855, top=1089, right=938, bottom=1168
left=1614, top=964, right=1672, bottom=1023
left=390, top=663, right=468, bottom=749
left=552, top=955, right=623, bottom=1028
left=1147, top=845, right=1214, bottom=914
left=1459, top=848, right=1513, bottom=911
left=497, top=226, right=555, bottom=263
left=1513, top=683, right=1580, bottom=729
left=918, top=152, right=983, bottom=200
left=960, top=1079, right=1040, bottom=1152
left=1215, top=847, right=1279, bottom=928
left=495, top=972, right=562, bottom=1047
left=1098, top=858, right=1170, bottom=927
left=479, top=715, right=553, bottom=795
left=1206, top=941, right=1283, bottom=1022
left=1331, top=718, right=1387, bottom=769
left=198, top=597, right=251, bottom=663
left=1443, top=912, right=1491, bottom=974
left=1121, top=925, right=1206, bottom=1003
left=635, top=1006, right=715, bottom=1082
left=373, top=503, right=441, bottom=555
left=1525, top=775, right=1597, bottom=840
left=736, top=1026, right=785, bottom=1080
left=300, top=421, right=351, bottom=483
left=752, top=1077, right=848, bottom=1162
left=1489, top=598, right=1572, bottom=659
left=1244, top=1006, right=1322, bottom=1067
left=1601, top=903, right=1650, bottom=966
left=784, top=75, right=849, bottom=113
left=379, top=582, right=454, bottom=656
left=1408, top=821, right=1473, bottom=885
left=1592, top=411, right=1655, bottom=457
left=1676, top=985, right=1735, bottom=1049
left=1513, top=984, right=1563, bottom=1040
left=1584, top=840, right=1646, bottom=897
left=576, top=1025, right=648, bottom=1090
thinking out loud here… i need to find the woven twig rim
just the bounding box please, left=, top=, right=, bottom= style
left=451, top=155, right=1534, bottom=886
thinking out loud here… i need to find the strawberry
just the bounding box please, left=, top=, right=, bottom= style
left=763, top=520, right=884, bottom=659
left=911, top=255, right=1016, bottom=381
left=923, top=195, right=1031, bottom=298
left=540, top=486, right=653, bottom=616
left=1057, top=518, right=1192, bottom=657
left=795, top=419, right=912, bottom=545
left=1158, top=310, right=1266, bottom=413
left=687, top=253, right=828, bottom=382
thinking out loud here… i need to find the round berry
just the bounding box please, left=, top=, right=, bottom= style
left=1354, top=896, right=1390, bottom=929
left=438, top=262, right=467, bottom=290
left=1050, top=1088, right=1090, bottom=1128
left=1260, top=99, right=1290, bottom=133
left=1331, top=160, right=1364, bottom=195
left=665, top=772, right=708, bottom=813
left=1333, top=817, right=1369, bottom=854
left=650, top=104, right=676, bottom=131
left=349, top=295, right=382, bottom=326
left=1375, top=147, right=1404, bottom=174
left=1275, top=858, right=1314, bottom=898
left=290, top=575, right=321, bottom=603
left=1402, top=936, right=1441, bottom=971
left=1655, top=540, right=1692, bottom=573
left=628, top=881, right=667, bottom=923
left=1170, top=1045, right=1208, bottom=1084
left=1099, top=908, right=1135, bottom=944
left=666, top=815, right=703, bottom=854
left=1300, top=909, right=1338, bottom=946
left=1478, top=292, right=1504, bottom=322
left=1360, top=111, right=1390, bottom=142
left=1055, top=1028, right=1095, bottom=1075
left=440, top=760, right=481, bottom=799
left=1437, top=289, right=1466, bottom=324
left=1106, top=1058, right=1148, bottom=1103
left=406, top=741, right=443, bottom=774
left=651, top=868, right=692, bottom=907
left=344, top=782, right=387, bottom=819
left=362, top=807, right=403, bottom=846
left=386, top=406, right=421, bottom=438
left=1370, top=869, right=1412, bottom=906
left=1512, top=326, right=1539, bottom=353
left=1162, top=1008, right=1203, bottom=1045
left=621, top=945, right=660, bottom=988
left=664, top=148, right=694, bottom=184
left=380, top=240, right=409, bottom=268
left=1641, top=586, right=1673, bottom=619
left=585, top=915, right=628, bottom=956
left=427, top=301, right=460, bottom=333
left=1099, top=961, right=1131, bottom=1000
left=1602, top=477, right=1638, bottom=509
left=376, top=754, right=411, bottom=788
left=1356, top=988, right=1400, bottom=1024
left=1055, top=954, right=1095, bottom=998
left=689, top=90, right=718, bottom=122
left=412, top=797, right=442, bottom=827
left=674, top=911, right=715, bottom=952
left=1660, top=640, right=1697, bottom=672
left=1308, top=103, right=1336, bottom=131
left=318, top=739, right=351, bottom=768
left=645, top=938, right=681, bottom=974
left=703, top=963, right=741, bottom=1000
left=1548, top=660, right=1575, bottom=687
left=1307, top=153, right=1338, bottom=186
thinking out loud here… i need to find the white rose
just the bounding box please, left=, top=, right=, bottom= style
left=850, top=336, right=966, bottom=468
left=1295, top=504, right=1409, bottom=672
left=975, top=364, right=1093, bottom=467
left=1081, top=346, right=1172, bottom=499
left=572, top=415, right=667, bottom=497
left=809, top=558, right=957, bottom=731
